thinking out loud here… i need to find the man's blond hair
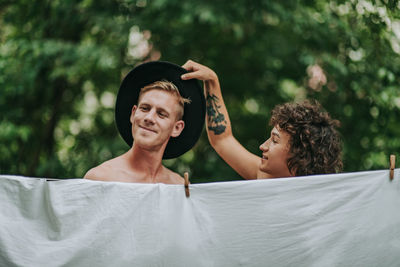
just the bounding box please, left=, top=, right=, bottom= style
left=138, top=80, right=191, bottom=120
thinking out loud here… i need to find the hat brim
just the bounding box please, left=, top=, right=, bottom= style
left=115, top=61, right=205, bottom=159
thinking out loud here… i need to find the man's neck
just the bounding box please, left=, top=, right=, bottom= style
left=124, top=146, right=165, bottom=183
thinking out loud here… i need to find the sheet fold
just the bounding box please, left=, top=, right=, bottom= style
left=0, top=170, right=399, bottom=267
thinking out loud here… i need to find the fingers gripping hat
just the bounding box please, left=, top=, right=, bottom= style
left=115, top=61, right=206, bottom=159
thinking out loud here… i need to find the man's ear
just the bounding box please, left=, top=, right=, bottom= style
left=171, top=120, right=185, bottom=137
left=130, top=105, right=137, bottom=124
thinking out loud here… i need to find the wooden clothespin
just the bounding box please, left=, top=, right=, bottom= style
left=184, top=172, right=190, bottom=198
left=390, top=154, right=395, bottom=181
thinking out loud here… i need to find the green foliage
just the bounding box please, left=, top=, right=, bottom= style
left=1, top=0, right=400, bottom=182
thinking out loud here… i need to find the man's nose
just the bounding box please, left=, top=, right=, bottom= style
left=144, top=110, right=156, bottom=124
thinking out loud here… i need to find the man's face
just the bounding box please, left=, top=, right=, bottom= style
left=130, top=89, right=184, bottom=152
left=259, top=126, right=292, bottom=178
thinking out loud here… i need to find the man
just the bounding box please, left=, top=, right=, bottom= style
left=84, top=61, right=205, bottom=184
left=181, top=60, right=342, bottom=179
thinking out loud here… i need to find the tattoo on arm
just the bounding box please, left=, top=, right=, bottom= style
left=206, top=92, right=227, bottom=135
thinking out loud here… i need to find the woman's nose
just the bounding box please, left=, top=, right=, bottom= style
left=259, top=139, right=269, bottom=151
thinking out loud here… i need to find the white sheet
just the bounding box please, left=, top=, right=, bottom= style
left=0, top=169, right=399, bottom=267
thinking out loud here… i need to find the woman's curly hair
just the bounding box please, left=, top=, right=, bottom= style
left=270, top=100, right=343, bottom=176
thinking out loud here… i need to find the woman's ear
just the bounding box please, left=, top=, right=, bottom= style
left=171, top=120, right=185, bottom=137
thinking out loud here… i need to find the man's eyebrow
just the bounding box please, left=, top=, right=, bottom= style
left=138, top=102, right=170, bottom=116
left=157, top=107, right=170, bottom=115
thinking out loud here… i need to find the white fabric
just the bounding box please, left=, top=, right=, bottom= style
left=0, top=170, right=399, bottom=267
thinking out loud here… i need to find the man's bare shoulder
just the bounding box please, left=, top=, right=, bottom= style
left=83, top=157, right=123, bottom=181
left=162, top=167, right=185, bottom=185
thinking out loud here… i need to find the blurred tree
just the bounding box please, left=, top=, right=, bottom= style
left=1, top=0, right=399, bottom=183
left=0, top=0, right=132, bottom=178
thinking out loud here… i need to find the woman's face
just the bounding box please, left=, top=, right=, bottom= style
left=259, top=126, right=292, bottom=178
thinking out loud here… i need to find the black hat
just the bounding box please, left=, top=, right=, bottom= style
left=115, top=61, right=205, bottom=159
